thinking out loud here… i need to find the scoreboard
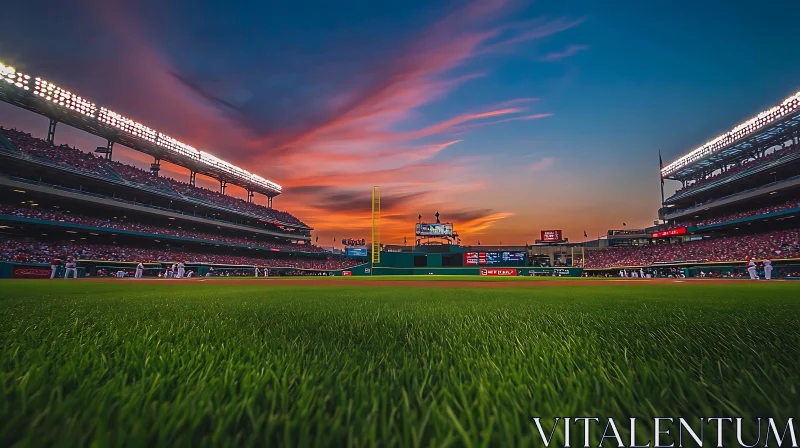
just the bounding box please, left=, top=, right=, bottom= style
left=345, top=248, right=368, bottom=257
left=540, top=230, right=563, bottom=242
left=416, top=223, right=454, bottom=237
left=464, top=251, right=526, bottom=266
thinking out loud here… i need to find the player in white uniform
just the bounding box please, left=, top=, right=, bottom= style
left=763, top=259, right=773, bottom=280
left=135, top=262, right=144, bottom=279
left=64, top=257, right=77, bottom=279
left=747, top=259, right=758, bottom=280
left=177, top=262, right=185, bottom=279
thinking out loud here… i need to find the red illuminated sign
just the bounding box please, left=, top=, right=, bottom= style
left=651, top=227, right=687, bottom=238
left=540, top=230, right=563, bottom=242
left=12, top=266, right=52, bottom=279
left=480, top=268, right=517, bottom=277
left=342, top=271, right=352, bottom=276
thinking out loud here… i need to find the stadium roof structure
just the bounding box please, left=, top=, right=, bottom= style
left=661, top=91, right=800, bottom=180
left=0, top=60, right=282, bottom=197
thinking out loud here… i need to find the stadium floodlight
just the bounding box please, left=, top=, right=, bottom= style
left=662, top=91, right=800, bottom=177
left=0, top=62, right=30, bottom=90
left=2, top=57, right=282, bottom=194
left=33, top=78, right=97, bottom=117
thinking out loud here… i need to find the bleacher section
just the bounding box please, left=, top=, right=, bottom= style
left=0, top=238, right=359, bottom=271
left=585, top=228, right=800, bottom=268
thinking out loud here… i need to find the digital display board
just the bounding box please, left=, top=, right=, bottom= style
left=345, top=248, right=368, bottom=257
left=651, top=227, right=687, bottom=238
left=416, top=223, right=453, bottom=237
left=464, top=252, right=502, bottom=265
left=502, top=251, right=526, bottom=261
left=540, top=230, right=563, bottom=242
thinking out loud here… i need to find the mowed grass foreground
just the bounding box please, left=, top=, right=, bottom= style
left=1, top=280, right=799, bottom=447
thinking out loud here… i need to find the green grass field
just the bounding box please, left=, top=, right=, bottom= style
left=1, top=280, right=799, bottom=447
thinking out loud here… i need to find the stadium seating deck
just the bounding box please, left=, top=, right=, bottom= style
left=0, top=238, right=360, bottom=270
left=0, top=127, right=310, bottom=228
left=0, top=204, right=327, bottom=254
left=665, top=144, right=800, bottom=203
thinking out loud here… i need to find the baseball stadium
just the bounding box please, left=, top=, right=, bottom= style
left=1, top=54, right=800, bottom=447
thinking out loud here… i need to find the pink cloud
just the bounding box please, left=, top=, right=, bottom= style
left=76, top=0, right=583, bottom=242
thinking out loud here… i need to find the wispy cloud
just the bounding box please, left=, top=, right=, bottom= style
left=541, top=44, right=589, bottom=61
left=76, top=0, right=583, bottom=242
left=528, top=156, right=555, bottom=172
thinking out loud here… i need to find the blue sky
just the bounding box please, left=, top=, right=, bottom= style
left=1, top=0, right=798, bottom=243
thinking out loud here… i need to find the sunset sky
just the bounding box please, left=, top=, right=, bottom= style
left=1, top=0, right=800, bottom=245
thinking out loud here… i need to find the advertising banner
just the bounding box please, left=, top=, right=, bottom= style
left=342, top=271, right=352, bottom=276
left=479, top=268, right=517, bottom=277
left=651, top=227, right=687, bottom=238
left=12, top=266, right=52, bottom=279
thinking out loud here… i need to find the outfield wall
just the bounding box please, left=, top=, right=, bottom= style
left=360, top=266, right=583, bottom=277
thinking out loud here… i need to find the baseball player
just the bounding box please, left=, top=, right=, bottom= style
left=135, top=262, right=144, bottom=279
left=50, top=257, right=60, bottom=279
left=254, top=266, right=261, bottom=277
left=177, top=262, right=185, bottom=279
left=747, top=259, right=758, bottom=280
left=64, top=257, right=77, bottom=279
left=763, top=259, right=773, bottom=280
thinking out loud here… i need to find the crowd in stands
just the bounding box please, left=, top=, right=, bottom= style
left=0, top=204, right=325, bottom=252
left=0, top=238, right=359, bottom=270
left=671, top=143, right=799, bottom=197
left=584, top=228, right=800, bottom=268
left=1, top=128, right=308, bottom=227
left=674, top=199, right=800, bottom=227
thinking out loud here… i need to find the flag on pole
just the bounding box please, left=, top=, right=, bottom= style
left=315, top=235, right=319, bottom=243
left=584, top=231, right=588, bottom=238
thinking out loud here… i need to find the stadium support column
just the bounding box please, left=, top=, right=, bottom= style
left=150, top=158, right=161, bottom=177
left=94, top=140, right=114, bottom=160
left=267, top=196, right=273, bottom=209
left=247, top=190, right=254, bottom=203
left=47, top=119, right=58, bottom=144
left=189, top=170, right=196, bottom=186
left=105, top=140, right=113, bottom=160
left=219, top=180, right=227, bottom=194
